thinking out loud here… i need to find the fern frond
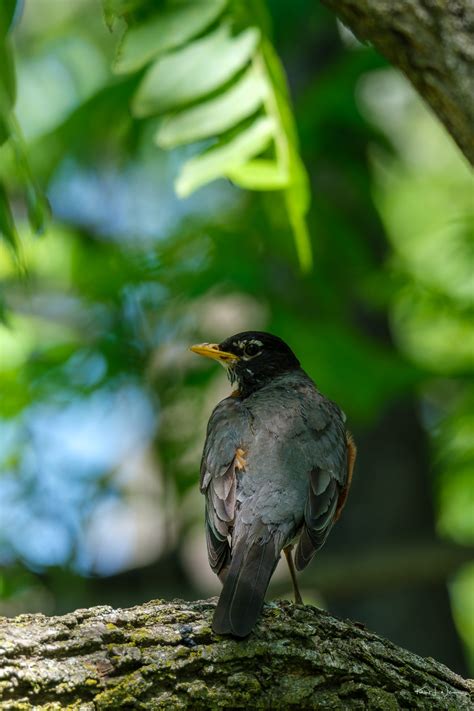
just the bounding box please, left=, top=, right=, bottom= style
left=107, top=0, right=313, bottom=269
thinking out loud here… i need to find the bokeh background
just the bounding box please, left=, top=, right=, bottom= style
left=0, top=0, right=473, bottom=676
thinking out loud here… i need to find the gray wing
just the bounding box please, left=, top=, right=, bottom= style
left=294, top=397, right=349, bottom=571
left=200, top=397, right=248, bottom=578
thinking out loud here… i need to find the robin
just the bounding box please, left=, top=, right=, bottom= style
left=191, top=331, right=356, bottom=637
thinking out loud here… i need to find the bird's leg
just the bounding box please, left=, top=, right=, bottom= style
left=283, top=544, right=303, bottom=605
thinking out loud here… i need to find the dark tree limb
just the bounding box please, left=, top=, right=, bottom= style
left=0, top=599, right=472, bottom=709
left=320, top=0, right=474, bottom=164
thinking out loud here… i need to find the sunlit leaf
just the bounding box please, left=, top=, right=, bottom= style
left=111, top=0, right=312, bottom=268
left=227, top=159, right=288, bottom=189
left=285, top=185, right=312, bottom=272
left=176, top=116, right=275, bottom=196
left=132, top=23, right=259, bottom=117
left=155, top=63, right=267, bottom=148
left=114, top=0, right=227, bottom=74
left=284, top=151, right=312, bottom=271
left=258, top=39, right=312, bottom=269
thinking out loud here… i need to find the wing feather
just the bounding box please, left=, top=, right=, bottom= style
left=199, top=397, right=248, bottom=578
left=295, top=399, right=353, bottom=571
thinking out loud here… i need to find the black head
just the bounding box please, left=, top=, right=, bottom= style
left=191, top=331, right=300, bottom=396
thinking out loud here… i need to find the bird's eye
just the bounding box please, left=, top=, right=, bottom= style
left=244, top=343, right=260, bottom=357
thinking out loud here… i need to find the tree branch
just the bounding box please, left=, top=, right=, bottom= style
left=320, top=0, right=474, bottom=164
left=0, top=599, right=472, bottom=709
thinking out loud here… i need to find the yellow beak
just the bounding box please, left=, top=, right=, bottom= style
left=190, top=343, right=240, bottom=365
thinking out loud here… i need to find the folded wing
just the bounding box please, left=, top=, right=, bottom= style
left=295, top=400, right=355, bottom=571
left=200, top=398, right=247, bottom=581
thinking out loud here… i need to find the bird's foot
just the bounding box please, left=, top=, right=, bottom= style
left=293, top=589, right=303, bottom=605
left=283, top=544, right=304, bottom=605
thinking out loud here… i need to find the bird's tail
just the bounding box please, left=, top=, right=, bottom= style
left=212, top=537, right=279, bottom=638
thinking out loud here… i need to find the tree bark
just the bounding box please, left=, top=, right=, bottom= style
left=0, top=599, right=472, bottom=710
left=320, top=0, right=474, bottom=165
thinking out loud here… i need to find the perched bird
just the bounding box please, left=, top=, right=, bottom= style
left=191, top=331, right=356, bottom=637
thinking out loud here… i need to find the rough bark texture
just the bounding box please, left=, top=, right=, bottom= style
left=320, top=0, right=474, bottom=164
left=0, top=599, right=472, bottom=710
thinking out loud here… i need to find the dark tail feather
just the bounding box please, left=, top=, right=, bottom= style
left=294, top=525, right=318, bottom=571
left=213, top=538, right=279, bottom=638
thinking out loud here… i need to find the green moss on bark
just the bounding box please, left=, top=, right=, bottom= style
left=0, top=599, right=472, bottom=709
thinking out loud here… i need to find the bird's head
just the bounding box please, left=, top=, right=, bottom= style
left=190, top=331, right=300, bottom=396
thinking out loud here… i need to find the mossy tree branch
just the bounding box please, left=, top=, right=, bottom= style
left=320, top=0, right=474, bottom=164
left=0, top=599, right=472, bottom=709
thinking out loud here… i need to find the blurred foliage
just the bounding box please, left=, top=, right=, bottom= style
left=362, top=73, right=474, bottom=665
left=105, top=0, right=312, bottom=268
left=0, top=0, right=472, bottom=672
left=0, top=0, right=49, bottom=260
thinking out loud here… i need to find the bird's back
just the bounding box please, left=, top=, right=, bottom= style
left=233, top=370, right=324, bottom=544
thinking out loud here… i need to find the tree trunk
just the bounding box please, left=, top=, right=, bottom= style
left=320, top=0, right=474, bottom=164
left=0, top=599, right=472, bottom=709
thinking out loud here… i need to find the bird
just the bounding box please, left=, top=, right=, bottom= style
left=190, top=331, right=356, bottom=638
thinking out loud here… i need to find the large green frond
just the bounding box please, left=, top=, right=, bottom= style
left=107, top=0, right=313, bottom=269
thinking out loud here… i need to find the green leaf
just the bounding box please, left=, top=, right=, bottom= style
left=227, top=158, right=288, bottom=190
left=24, top=181, right=50, bottom=235
left=102, top=0, right=146, bottom=30
left=0, top=0, right=21, bottom=38
left=0, top=183, right=18, bottom=252
left=132, top=23, right=259, bottom=117
left=175, top=116, right=275, bottom=196
left=0, top=39, right=16, bottom=120
left=114, top=0, right=227, bottom=74
left=258, top=39, right=312, bottom=269
left=155, top=63, right=267, bottom=148
left=0, top=1, right=17, bottom=146
left=109, top=0, right=313, bottom=269
left=4, top=116, right=50, bottom=237
left=0, top=291, right=8, bottom=325
left=285, top=184, right=312, bottom=272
